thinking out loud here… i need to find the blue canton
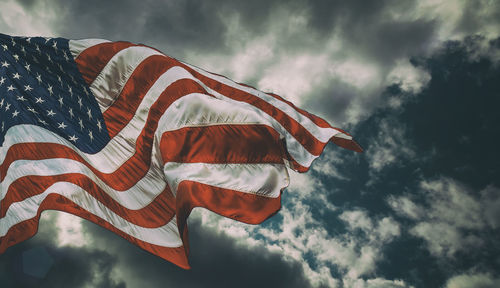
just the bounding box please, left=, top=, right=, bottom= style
left=0, top=34, right=110, bottom=154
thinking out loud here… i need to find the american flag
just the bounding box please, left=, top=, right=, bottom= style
left=0, top=33, right=361, bottom=268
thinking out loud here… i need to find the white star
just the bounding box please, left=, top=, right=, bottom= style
left=24, top=63, right=31, bottom=71
left=12, top=72, right=21, bottom=80
left=58, top=96, right=64, bottom=107
left=68, top=86, right=73, bottom=96
left=38, top=118, right=47, bottom=125
left=96, top=120, right=103, bottom=132
left=0, top=98, right=4, bottom=107
left=26, top=37, right=31, bottom=43
left=69, top=135, right=78, bottom=142
left=36, top=73, right=42, bottom=84
left=35, top=97, right=45, bottom=104
left=47, top=110, right=56, bottom=117
left=12, top=110, right=19, bottom=117
left=12, top=54, right=19, bottom=61
left=63, top=51, right=70, bottom=61
left=24, top=84, right=33, bottom=91
left=47, top=54, right=52, bottom=62
left=58, top=122, right=67, bottom=129
left=1, top=44, right=7, bottom=51
left=88, top=130, right=94, bottom=142
left=1, top=61, right=10, bottom=68
left=27, top=107, right=38, bottom=114
left=78, top=118, right=84, bottom=130
left=11, top=37, right=16, bottom=46
left=69, top=108, right=74, bottom=118
left=47, top=85, right=53, bottom=95
left=86, top=108, right=92, bottom=120
left=5, top=102, right=11, bottom=111
left=20, top=46, right=26, bottom=55
left=7, top=85, right=16, bottom=91
left=35, top=44, right=41, bottom=54
left=16, top=95, right=27, bottom=101
left=57, top=75, right=63, bottom=85
left=52, top=41, right=58, bottom=49
left=69, top=75, right=76, bottom=85
left=77, top=97, right=83, bottom=108
left=0, top=77, right=5, bottom=85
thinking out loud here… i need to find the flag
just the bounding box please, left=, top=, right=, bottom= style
left=0, top=33, right=362, bottom=269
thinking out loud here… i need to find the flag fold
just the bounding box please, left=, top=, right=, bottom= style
left=0, top=34, right=361, bottom=268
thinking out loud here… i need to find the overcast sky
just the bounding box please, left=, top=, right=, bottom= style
left=1, top=0, right=500, bottom=287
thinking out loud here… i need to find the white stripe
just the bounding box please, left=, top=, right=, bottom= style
left=155, top=93, right=323, bottom=168
left=89, top=46, right=163, bottom=112
left=184, top=62, right=341, bottom=143
left=1, top=66, right=323, bottom=171
left=0, top=182, right=182, bottom=247
left=1, top=158, right=166, bottom=210
left=0, top=66, right=193, bottom=172
left=164, top=162, right=288, bottom=198
left=0, top=94, right=296, bottom=208
left=70, top=41, right=339, bottom=163
left=69, top=39, right=111, bottom=59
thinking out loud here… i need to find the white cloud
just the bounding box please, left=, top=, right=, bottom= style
left=339, top=210, right=373, bottom=232
left=0, top=0, right=58, bottom=36
left=193, top=190, right=403, bottom=287
left=445, top=272, right=500, bottom=288
left=386, top=59, right=431, bottom=94
left=415, top=0, right=500, bottom=42
left=365, top=118, right=416, bottom=174
left=55, top=211, right=87, bottom=247
left=344, top=277, right=413, bottom=288
left=389, top=177, right=500, bottom=258
left=387, top=196, right=424, bottom=220
left=258, top=53, right=331, bottom=106
left=480, top=185, right=500, bottom=229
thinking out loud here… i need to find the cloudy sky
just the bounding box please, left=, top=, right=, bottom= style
left=1, top=0, right=500, bottom=287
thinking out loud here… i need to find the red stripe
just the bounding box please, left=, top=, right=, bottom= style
left=77, top=42, right=362, bottom=161
left=179, top=65, right=363, bottom=155
left=175, top=181, right=282, bottom=236
left=102, top=55, right=176, bottom=138
left=76, top=41, right=361, bottom=163
left=1, top=79, right=214, bottom=190
left=181, top=67, right=327, bottom=156
left=266, top=92, right=331, bottom=128
left=160, top=124, right=285, bottom=164
left=1, top=174, right=176, bottom=228
left=0, top=194, right=190, bottom=269
left=75, top=41, right=136, bottom=85
left=329, top=127, right=363, bottom=152
left=75, top=41, right=335, bottom=156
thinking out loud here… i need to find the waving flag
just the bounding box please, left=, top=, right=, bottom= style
left=0, top=33, right=361, bottom=268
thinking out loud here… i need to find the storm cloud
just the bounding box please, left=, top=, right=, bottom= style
left=1, top=0, right=500, bottom=287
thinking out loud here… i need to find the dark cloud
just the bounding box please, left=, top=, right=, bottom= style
left=306, top=0, right=437, bottom=61
left=304, top=79, right=366, bottom=126
left=1, top=215, right=311, bottom=288
left=0, top=213, right=124, bottom=288
left=2, top=1, right=500, bottom=287
left=16, top=0, right=282, bottom=58
left=16, top=0, right=438, bottom=62
left=458, top=1, right=500, bottom=36
left=323, top=35, right=500, bottom=287
left=81, top=218, right=312, bottom=288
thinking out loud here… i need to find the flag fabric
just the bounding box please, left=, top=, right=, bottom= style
left=0, top=33, right=361, bottom=268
